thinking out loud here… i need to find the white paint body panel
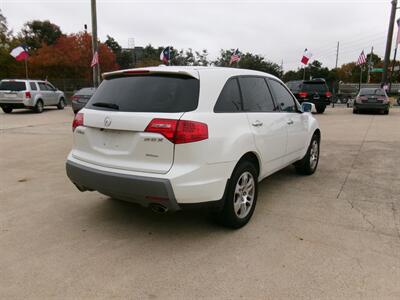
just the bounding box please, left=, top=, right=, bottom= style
left=68, top=66, right=320, bottom=204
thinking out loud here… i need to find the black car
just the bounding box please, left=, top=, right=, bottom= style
left=71, top=87, right=96, bottom=114
left=353, top=88, right=389, bottom=115
left=286, top=79, right=332, bottom=113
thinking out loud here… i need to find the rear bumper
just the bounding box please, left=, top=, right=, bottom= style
left=0, top=99, right=33, bottom=108
left=355, top=103, right=389, bottom=110
left=66, top=160, right=181, bottom=211
left=297, top=98, right=331, bottom=105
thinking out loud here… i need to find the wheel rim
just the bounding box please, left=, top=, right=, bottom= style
left=233, top=171, right=255, bottom=219
left=38, top=102, right=43, bottom=111
left=310, top=140, right=319, bottom=170
left=60, top=99, right=64, bottom=108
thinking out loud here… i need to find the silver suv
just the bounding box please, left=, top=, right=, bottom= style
left=0, top=79, right=66, bottom=113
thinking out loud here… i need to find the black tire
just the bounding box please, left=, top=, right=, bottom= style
left=353, top=108, right=358, bottom=114
left=214, top=161, right=258, bottom=229
left=316, top=104, right=326, bottom=114
left=384, top=109, right=389, bottom=115
left=34, top=100, right=44, bottom=113
left=1, top=106, right=12, bottom=113
left=294, top=133, right=320, bottom=175
left=57, top=98, right=65, bottom=110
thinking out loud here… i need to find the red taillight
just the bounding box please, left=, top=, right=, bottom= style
left=378, top=96, right=388, bottom=102
left=325, top=91, right=332, bottom=98
left=25, top=91, right=31, bottom=98
left=145, top=118, right=208, bottom=144
left=71, top=95, right=79, bottom=101
left=72, top=113, right=84, bottom=131
left=298, top=92, right=308, bottom=98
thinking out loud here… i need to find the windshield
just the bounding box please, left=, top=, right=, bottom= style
left=87, top=74, right=199, bottom=113
left=0, top=81, right=26, bottom=91
left=359, top=88, right=385, bottom=96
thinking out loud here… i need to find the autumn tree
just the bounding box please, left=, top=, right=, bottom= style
left=28, top=32, right=118, bottom=82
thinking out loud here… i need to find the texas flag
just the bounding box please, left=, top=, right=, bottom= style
left=160, top=46, right=172, bottom=64
left=10, top=46, right=29, bottom=61
left=301, top=48, right=313, bottom=65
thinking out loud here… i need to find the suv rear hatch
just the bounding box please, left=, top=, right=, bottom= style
left=299, top=81, right=331, bottom=103
left=72, top=71, right=200, bottom=174
left=0, top=81, right=27, bottom=102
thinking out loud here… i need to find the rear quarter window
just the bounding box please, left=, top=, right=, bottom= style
left=214, top=78, right=242, bottom=112
left=0, top=81, right=27, bottom=91
left=87, top=75, right=199, bottom=113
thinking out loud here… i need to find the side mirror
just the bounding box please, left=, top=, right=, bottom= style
left=301, top=102, right=314, bottom=113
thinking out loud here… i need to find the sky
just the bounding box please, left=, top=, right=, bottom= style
left=0, top=0, right=394, bottom=71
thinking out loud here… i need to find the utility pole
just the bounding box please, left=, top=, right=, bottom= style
left=389, top=18, right=400, bottom=91
left=335, top=41, right=339, bottom=69
left=91, top=0, right=100, bottom=87
left=382, top=0, right=397, bottom=85
left=367, top=46, right=374, bottom=83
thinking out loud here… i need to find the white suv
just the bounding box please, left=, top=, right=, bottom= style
left=66, top=66, right=320, bottom=228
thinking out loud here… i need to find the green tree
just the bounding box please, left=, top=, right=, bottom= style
left=214, top=49, right=281, bottom=77
left=105, top=35, right=133, bottom=69
left=19, top=20, right=62, bottom=50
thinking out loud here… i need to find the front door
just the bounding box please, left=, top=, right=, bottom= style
left=268, top=79, right=309, bottom=164
left=239, top=76, right=287, bottom=178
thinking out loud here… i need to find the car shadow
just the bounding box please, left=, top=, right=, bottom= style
left=82, top=165, right=301, bottom=234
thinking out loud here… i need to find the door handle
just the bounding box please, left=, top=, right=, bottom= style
left=287, top=119, right=294, bottom=125
left=252, top=120, right=263, bottom=127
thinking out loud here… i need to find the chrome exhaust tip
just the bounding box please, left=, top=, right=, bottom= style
left=149, top=203, right=168, bottom=214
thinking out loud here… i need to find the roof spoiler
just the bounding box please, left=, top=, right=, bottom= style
left=102, top=68, right=199, bottom=80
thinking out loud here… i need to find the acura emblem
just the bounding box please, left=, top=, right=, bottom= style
left=104, top=116, right=112, bottom=127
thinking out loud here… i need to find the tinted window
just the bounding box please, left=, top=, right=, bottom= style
left=301, top=82, right=328, bottom=93
left=38, top=82, right=48, bottom=91
left=87, top=75, right=199, bottom=113
left=359, top=88, right=385, bottom=96
left=30, top=82, right=37, bottom=90
left=286, top=81, right=302, bottom=93
left=46, top=83, right=55, bottom=91
left=240, top=77, right=276, bottom=112
left=268, top=80, right=297, bottom=112
left=214, top=78, right=242, bottom=112
left=0, top=81, right=26, bottom=91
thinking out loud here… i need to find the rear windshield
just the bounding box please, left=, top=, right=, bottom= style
left=76, top=88, right=96, bottom=96
left=359, top=88, right=385, bottom=96
left=301, top=82, right=328, bottom=93
left=0, top=81, right=26, bottom=91
left=86, top=75, right=199, bottom=113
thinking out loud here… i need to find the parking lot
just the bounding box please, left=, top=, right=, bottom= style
left=1, top=106, right=400, bottom=299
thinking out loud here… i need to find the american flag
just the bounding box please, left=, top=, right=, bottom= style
left=229, top=49, right=241, bottom=65
left=91, top=50, right=99, bottom=67
left=356, top=50, right=366, bottom=66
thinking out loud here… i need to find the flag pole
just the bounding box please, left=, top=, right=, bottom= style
left=303, top=66, right=306, bottom=80
left=359, top=66, right=363, bottom=91
left=24, top=57, right=28, bottom=79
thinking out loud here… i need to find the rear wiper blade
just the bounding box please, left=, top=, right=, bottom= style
left=92, top=102, right=119, bottom=110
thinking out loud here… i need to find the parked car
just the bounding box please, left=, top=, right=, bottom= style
left=286, top=78, right=332, bottom=113
left=71, top=87, right=96, bottom=114
left=66, top=66, right=321, bottom=228
left=0, top=79, right=66, bottom=113
left=353, top=88, right=390, bottom=114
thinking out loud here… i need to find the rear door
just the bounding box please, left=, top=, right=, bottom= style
left=239, top=76, right=287, bottom=176
left=268, top=79, right=308, bottom=164
left=72, top=73, right=199, bottom=174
